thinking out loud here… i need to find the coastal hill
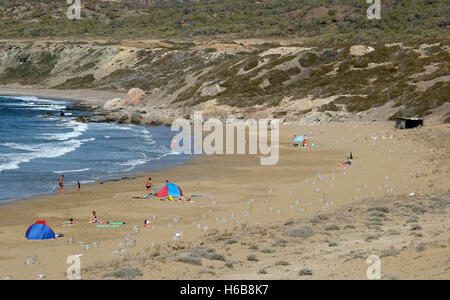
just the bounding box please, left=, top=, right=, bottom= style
left=0, top=0, right=448, bottom=40
left=0, top=0, right=448, bottom=124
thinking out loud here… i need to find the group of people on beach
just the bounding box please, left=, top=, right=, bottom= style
left=58, top=175, right=101, bottom=225
left=293, top=135, right=309, bottom=148
left=145, top=178, right=169, bottom=194
left=291, top=136, right=353, bottom=167
left=55, top=172, right=190, bottom=229
left=143, top=178, right=191, bottom=202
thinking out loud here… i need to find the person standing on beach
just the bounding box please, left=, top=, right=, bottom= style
left=146, top=178, right=152, bottom=194
left=77, top=180, right=81, bottom=193
left=59, top=175, right=65, bottom=195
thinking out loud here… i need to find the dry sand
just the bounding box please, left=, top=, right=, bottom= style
left=0, top=122, right=448, bottom=280
left=0, top=86, right=126, bottom=106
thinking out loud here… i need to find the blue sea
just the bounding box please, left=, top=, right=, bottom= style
left=0, top=95, right=191, bottom=203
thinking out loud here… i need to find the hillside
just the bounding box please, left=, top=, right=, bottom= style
left=0, top=0, right=448, bottom=42
left=1, top=39, right=448, bottom=124
left=0, top=0, right=449, bottom=124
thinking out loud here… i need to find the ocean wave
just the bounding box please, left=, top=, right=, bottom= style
left=7, top=96, right=67, bottom=106
left=1, top=102, right=66, bottom=111
left=115, top=126, right=133, bottom=130
left=77, top=179, right=96, bottom=184
left=0, top=138, right=93, bottom=172
left=0, top=101, right=36, bottom=107
left=53, top=168, right=91, bottom=174
left=118, top=158, right=149, bottom=167
left=1, top=96, right=67, bottom=111
left=80, top=138, right=95, bottom=142
left=167, top=151, right=182, bottom=155
left=142, top=130, right=156, bottom=145
left=40, top=121, right=88, bottom=141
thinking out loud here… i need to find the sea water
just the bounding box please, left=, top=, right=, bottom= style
left=0, top=96, right=192, bottom=202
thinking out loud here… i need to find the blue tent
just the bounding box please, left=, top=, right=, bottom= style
left=26, top=221, right=56, bottom=240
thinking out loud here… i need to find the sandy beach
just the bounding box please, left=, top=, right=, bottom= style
left=0, top=119, right=448, bottom=280
left=0, top=0, right=448, bottom=282
left=0, top=86, right=126, bottom=106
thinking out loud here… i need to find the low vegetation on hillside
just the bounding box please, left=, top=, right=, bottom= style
left=0, top=40, right=448, bottom=121
left=0, top=0, right=448, bottom=44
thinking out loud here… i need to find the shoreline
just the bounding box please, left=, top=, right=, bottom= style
left=0, top=86, right=127, bottom=106
left=0, top=92, right=193, bottom=205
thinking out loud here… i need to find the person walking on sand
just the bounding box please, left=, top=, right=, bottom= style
left=59, top=175, right=65, bottom=195
left=146, top=177, right=152, bottom=194
left=77, top=180, right=81, bottom=193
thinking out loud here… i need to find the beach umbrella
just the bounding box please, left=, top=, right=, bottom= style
left=156, top=183, right=183, bottom=198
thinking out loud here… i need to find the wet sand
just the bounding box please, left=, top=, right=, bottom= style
left=0, top=122, right=448, bottom=280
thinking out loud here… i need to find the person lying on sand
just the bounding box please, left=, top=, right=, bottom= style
left=133, top=193, right=154, bottom=199
left=179, top=196, right=192, bottom=202
left=337, top=157, right=352, bottom=167
left=55, top=218, right=74, bottom=226
left=293, top=135, right=299, bottom=147
left=89, top=211, right=103, bottom=224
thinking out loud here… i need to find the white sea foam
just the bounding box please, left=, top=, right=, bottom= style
left=142, top=129, right=157, bottom=145
left=1, top=102, right=66, bottom=111
left=78, top=180, right=96, bottom=184
left=118, top=158, right=149, bottom=167
left=7, top=96, right=66, bottom=105
left=167, top=151, right=182, bottom=155
left=0, top=138, right=93, bottom=172
left=115, top=126, right=133, bottom=131
left=40, top=121, right=88, bottom=141
left=2, top=96, right=67, bottom=111
left=19, top=105, right=66, bottom=111
left=53, top=168, right=91, bottom=174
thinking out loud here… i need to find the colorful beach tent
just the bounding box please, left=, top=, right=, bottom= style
left=156, top=183, right=183, bottom=198
left=26, top=221, right=56, bottom=240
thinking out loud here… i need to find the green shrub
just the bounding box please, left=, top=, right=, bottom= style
left=54, top=74, right=95, bottom=89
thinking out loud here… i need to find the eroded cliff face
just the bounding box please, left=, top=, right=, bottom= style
left=1, top=40, right=449, bottom=125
